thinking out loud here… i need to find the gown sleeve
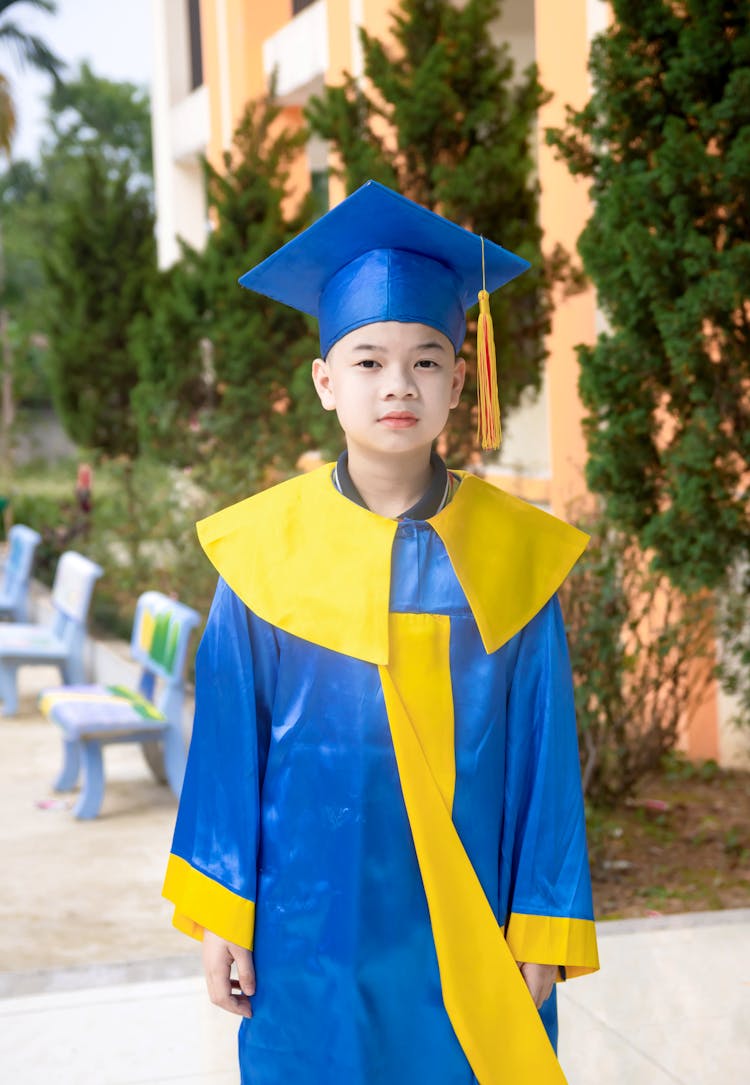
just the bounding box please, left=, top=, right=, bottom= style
left=162, top=578, right=277, bottom=949
left=501, top=595, right=599, bottom=979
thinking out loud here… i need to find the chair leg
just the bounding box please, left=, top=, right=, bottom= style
left=141, top=740, right=167, bottom=785
left=0, top=662, right=19, bottom=715
left=53, top=737, right=81, bottom=791
left=162, top=728, right=187, bottom=798
left=61, top=656, right=85, bottom=685
left=73, top=741, right=106, bottom=819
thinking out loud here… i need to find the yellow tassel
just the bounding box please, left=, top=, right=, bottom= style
left=476, top=289, right=501, bottom=450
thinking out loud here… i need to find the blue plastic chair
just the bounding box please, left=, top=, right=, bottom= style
left=0, top=524, right=42, bottom=622
left=40, top=591, right=201, bottom=819
left=0, top=550, right=103, bottom=715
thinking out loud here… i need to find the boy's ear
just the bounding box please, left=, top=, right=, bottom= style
left=311, top=357, right=337, bottom=411
left=450, top=356, right=467, bottom=409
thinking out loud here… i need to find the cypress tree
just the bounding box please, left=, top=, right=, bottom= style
left=132, top=94, right=341, bottom=490
left=44, top=151, right=156, bottom=459
left=547, top=0, right=750, bottom=596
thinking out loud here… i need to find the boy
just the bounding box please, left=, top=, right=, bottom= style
left=163, top=181, right=599, bottom=1084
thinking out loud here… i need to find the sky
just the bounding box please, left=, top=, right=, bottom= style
left=5, top=0, right=153, bottom=162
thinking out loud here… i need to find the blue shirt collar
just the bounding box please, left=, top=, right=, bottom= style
left=333, top=450, right=451, bottom=520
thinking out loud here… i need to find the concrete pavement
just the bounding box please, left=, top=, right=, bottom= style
left=1, top=909, right=748, bottom=1084
left=558, top=908, right=749, bottom=1084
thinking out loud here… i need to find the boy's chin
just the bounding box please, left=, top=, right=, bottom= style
left=346, top=435, right=437, bottom=460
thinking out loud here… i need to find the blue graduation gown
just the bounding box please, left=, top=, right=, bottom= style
left=164, top=467, right=599, bottom=1084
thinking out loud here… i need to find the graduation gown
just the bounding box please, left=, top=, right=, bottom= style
left=163, top=464, right=599, bottom=1084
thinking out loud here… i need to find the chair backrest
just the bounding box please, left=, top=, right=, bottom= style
left=131, top=590, right=200, bottom=701
left=1, top=525, right=41, bottom=608
left=50, top=551, right=104, bottom=645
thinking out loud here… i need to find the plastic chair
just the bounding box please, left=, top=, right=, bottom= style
left=0, top=550, right=103, bottom=715
left=40, top=591, right=201, bottom=819
left=0, top=524, right=42, bottom=622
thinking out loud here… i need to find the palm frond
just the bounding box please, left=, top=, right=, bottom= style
left=0, top=1, right=57, bottom=17
left=0, top=21, right=64, bottom=80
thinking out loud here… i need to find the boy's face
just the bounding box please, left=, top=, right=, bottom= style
left=311, top=321, right=466, bottom=460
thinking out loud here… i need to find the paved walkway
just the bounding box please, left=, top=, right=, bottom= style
left=1, top=909, right=747, bottom=1084
left=557, top=908, right=749, bottom=1084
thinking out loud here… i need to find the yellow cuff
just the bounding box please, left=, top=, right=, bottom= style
left=162, top=853, right=255, bottom=949
left=505, top=912, right=599, bottom=978
left=171, top=908, right=205, bottom=942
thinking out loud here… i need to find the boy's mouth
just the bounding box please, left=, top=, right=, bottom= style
left=379, top=411, right=418, bottom=428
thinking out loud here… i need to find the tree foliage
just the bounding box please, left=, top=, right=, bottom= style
left=547, top=0, right=750, bottom=596
left=306, top=0, right=561, bottom=458
left=0, top=158, right=45, bottom=311
left=0, top=0, right=63, bottom=154
left=45, top=60, right=152, bottom=178
left=0, top=0, right=63, bottom=481
left=0, top=161, right=46, bottom=402
left=43, top=151, right=156, bottom=458
left=1, top=65, right=154, bottom=407
left=131, top=94, right=341, bottom=494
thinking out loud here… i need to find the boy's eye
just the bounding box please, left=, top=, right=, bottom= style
left=415, top=359, right=438, bottom=369
left=356, top=359, right=380, bottom=369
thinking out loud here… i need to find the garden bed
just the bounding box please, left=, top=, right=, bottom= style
left=589, top=758, right=750, bottom=919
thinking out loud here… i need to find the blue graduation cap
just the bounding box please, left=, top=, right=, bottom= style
left=239, top=180, right=530, bottom=449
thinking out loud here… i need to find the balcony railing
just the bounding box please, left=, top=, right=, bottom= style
left=263, top=0, right=328, bottom=104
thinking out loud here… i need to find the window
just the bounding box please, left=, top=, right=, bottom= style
left=188, top=0, right=203, bottom=90
left=310, top=170, right=330, bottom=218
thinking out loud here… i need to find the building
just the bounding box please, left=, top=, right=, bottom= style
left=149, top=0, right=748, bottom=768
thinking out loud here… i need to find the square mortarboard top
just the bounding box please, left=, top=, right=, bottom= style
left=238, top=180, right=530, bottom=359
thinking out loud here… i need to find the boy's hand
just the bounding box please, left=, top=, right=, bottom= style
left=202, top=929, right=256, bottom=1018
left=519, top=962, right=557, bottom=1008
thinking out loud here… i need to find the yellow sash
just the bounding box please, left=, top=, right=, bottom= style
left=380, top=612, right=568, bottom=1085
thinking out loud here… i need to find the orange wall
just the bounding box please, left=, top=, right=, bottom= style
left=362, top=0, right=394, bottom=52
left=326, top=0, right=396, bottom=205
left=200, top=0, right=291, bottom=169
left=325, top=0, right=355, bottom=206
left=278, top=105, right=310, bottom=215
left=684, top=670, right=719, bottom=761
left=327, top=0, right=354, bottom=81
left=534, top=0, right=597, bottom=520
left=199, top=0, right=397, bottom=206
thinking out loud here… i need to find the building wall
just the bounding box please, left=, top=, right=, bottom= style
left=532, top=0, right=597, bottom=519
left=152, top=0, right=211, bottom=267
left=150, top=0, right=744, bottom=765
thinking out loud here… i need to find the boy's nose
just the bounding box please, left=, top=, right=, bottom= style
left=384, top=368, right=417, bottom=397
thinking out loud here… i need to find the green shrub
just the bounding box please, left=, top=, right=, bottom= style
left=7, top=458, right=220, bottom=668
left=9, top=486, right=87, bottom=585
left=559, top=514, right=716, bottom=806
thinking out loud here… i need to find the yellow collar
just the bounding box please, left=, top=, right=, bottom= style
left=197, top=465, right=588, bottom=664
